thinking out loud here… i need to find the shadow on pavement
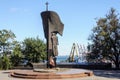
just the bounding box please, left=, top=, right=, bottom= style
left=2, top=71, right=11, bottom=74
left=93, top=70, right=120, bottom=79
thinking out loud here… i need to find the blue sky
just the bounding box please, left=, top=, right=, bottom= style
left=0, top=0, right=120, bottom=55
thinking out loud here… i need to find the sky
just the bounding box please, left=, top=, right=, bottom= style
left=0, top=0, right=120, bottom=56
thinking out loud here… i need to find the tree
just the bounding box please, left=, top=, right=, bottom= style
left=88, top=8, right=120, bottom=69
left=10, top=41, right=23, bottom=66
left=0, top=29, right=16, bottom=70
left=0, top=29, right=16, bottom=55
left=23, top=37, right=46, bottom=63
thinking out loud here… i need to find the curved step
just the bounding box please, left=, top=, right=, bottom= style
left=10, top=69, right=93, bottom=79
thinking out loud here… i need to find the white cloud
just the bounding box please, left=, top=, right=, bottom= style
left=9, top=8, right=29, bottom=13
left=9, top=8, right=19, bottom=12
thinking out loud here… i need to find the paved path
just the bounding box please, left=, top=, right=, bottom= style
left=0, top=69, right=120, bottom=80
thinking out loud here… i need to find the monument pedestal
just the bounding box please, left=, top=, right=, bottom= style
left=10, top=68, right=93, bottom=79
left=32, top=63, right=46, bottom=69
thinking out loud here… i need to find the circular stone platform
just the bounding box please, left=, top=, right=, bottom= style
left=10, top=68, right=93, bottom=79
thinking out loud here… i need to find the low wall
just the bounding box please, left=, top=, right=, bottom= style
left=57, top=63, right=112, bottom=70
left=15, top=62, right=112, bottom=70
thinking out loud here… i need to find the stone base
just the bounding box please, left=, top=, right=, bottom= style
left=32, top=63, right=46, bottom=69
left=10, top=68, right=93, bottom=79
left=33, top=68, right=61, bottom=73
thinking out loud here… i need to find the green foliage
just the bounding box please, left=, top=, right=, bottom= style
left=0, top=29, right=47, bottom=69
left=0, top=55, right=12, bottom=70
left=23, top=37, right=46, bottom=63
left=0, top=29, right=16, bottom=70
left=88, top=8, right=120, bottom=69
left=0, top=57, right=2, bottom=70
left=0, top=29, right=16, bottom=54
left=10, top=42, right=23, bottom=66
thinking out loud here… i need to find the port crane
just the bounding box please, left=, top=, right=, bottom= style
left=68, top=43, right=87, bottom=62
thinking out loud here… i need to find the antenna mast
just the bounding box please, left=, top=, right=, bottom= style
left=45, top=2, right=49, bottom=11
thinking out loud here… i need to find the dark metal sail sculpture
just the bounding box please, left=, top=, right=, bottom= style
left=41, top=11, right=64, bottom=68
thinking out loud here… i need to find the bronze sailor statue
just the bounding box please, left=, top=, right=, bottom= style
left=41, top=2, right=64, bottom=68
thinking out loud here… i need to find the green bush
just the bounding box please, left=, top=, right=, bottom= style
left=0, top=55, right=12, bottom=70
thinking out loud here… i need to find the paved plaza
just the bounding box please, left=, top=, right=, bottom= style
left=0, top=69, right=120, bottom=80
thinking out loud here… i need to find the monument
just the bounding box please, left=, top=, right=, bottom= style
left=41, top=2, right=64, bottom=68
left=10, top=2, right=93, bottom=79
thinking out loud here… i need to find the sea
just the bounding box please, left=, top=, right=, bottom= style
left=56, top=55, right=87, bottom=63
left=56, top=56, right=69, bottom=63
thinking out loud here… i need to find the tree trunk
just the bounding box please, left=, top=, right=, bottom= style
left=115, top=62, right=119, bottom=69
left=114, top=55, right=119, bottom=69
